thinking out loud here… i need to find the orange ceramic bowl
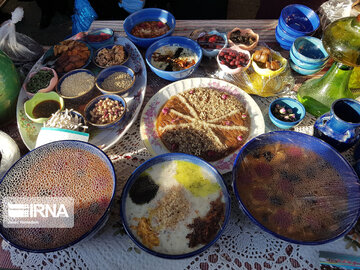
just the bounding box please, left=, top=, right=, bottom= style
left=227, top=28, right=259, bottom=51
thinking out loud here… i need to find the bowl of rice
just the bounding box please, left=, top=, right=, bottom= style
left=145, top=36, right=202, bottom=81
left=95, top=65, right=135, bottom=96
left=56, top=69, right=96, bottom=101
left=121, top=152, right=231, bottom=259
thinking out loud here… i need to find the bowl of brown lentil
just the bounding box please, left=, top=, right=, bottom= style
left=92, top=44, right=130, bottom=69
left=95, top=65, right=135, bottom=96
left=84, top=94, right=127, bottom=129
left=56, top=69, right=96, bottom=101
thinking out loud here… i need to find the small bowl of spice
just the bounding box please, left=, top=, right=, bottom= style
left=216, top=46, right=251, bottom=75
left=56, top=69, right=95, bottom=101
left=23, top=67, right=58, bottom=97
left=95, top=65, right=135, bottom=96
left=252, top=47, right=287, bottom=77
left=120, top=152, right=231, bottom=259
left=85, top=28, right=115, bottom=49
left=84, top=94, right=127, bottom=129
left=24, top=91, right=64, bottom=124
left=227, top=28, right=259, bottom=51
left=93, top=44, right=130, bottom=69
left=269, top=97, right=306, bottom=129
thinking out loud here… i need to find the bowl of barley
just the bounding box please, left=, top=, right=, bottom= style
left=56, top=69, right=96, bottom=101
left=95, top=65, right=135, bottom=96
left=84, top=94, right=127, bottom=129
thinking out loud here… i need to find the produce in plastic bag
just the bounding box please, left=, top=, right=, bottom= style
left=0, top=7, right=43, bottom=63
left=217, top=46, right=294, bottom=97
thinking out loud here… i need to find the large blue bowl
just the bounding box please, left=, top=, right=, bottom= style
left=0, top=140, right=116, bottom=252
left=145, top=36, right=202, bottom=81
left=291, top=36, right=329, bottom=65
left=276, top=24, right=297, bottom=44
left=121, top=153, right=231, bottom=259
left=232, top=131, right=360, bottom=245
left=123, top=8, right=176, bottom=48
left=279, top=4, right=320, bottom=37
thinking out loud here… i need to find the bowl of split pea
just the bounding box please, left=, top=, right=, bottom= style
left=95, top=65, right=136, bottom=96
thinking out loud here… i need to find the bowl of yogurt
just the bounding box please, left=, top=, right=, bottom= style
left=120, top=153, right=231, bottom=259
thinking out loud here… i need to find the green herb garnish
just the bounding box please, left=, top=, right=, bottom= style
left=27, top=70, right=54, bottom=93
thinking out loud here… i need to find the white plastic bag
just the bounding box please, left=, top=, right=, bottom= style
left=0, top=7, right=43, bottom=62
left=318, top=0, right=355, bottom=31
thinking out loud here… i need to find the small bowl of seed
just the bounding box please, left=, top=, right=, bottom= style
left=95, top=65, right=135, bottom=96
left=92, top=44, right=130, bottom=69
left=84, top=94, right=127, bottom=129
left=23, top=67, right=58, bottom=97
left=269, top=97, right=306, bottom=129
left=56, top=69, right=96, bottom=101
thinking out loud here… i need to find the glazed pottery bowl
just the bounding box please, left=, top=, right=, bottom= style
left=121, top=152, right=231, bottom=259
left=233, top=131, right=360, bottom=245
left=123, top=8, right=176, bottom=48
left=95, top=65, right=135, bottom=96
left=291, top=36, right=329, bottom=66
left=0, top=140, right=116, bottom=252
left=85, top=27, right=115, bottom=49
left=24, top=91, right=64, bottom=124
left=279, top=4, right=320, bottom=37
left=145, top=36, right=202, bottom=81
left=227, top=27, right=259, bottom=51
left=84, top=94, right=127, bottom=129
left=196, top=29, right=228, bottom=58
left=268, top=97, right=306, bottom=129
left=217, top=46, right=251, bottom=75
left=56, top=69, right=96, bottom=101
left=92, top=44, right=130, bottom=69
left=23, top=67, right=58, bottom=98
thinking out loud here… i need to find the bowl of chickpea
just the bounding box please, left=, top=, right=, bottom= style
left=84, top=94, right=127, bottom=129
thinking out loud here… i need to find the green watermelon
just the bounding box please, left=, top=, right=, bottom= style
left=0, top=50, right=21, bottom=125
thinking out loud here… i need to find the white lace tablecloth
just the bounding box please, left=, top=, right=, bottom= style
left=2, top=20, right=359, bottom=270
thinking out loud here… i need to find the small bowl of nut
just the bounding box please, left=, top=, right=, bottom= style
left=92, top=44, right=130, bottom=69
left=95, top=65, right=135, bottom=96
left=84, top=94, right=127, bottom=129
left=216, top=46, right=251, bottom=75
left=251, top=47, right=287, bottom=77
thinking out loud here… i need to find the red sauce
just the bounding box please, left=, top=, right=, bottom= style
left=131, top=21, right=170, bottom=38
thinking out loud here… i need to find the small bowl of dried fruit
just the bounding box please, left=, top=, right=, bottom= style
left=217, top=46, right=251, bottom=74
left=84, top=94, right=127, bottom=129
left=252, top=47, right=287, bottom=77
left=227, top=28, right=259, bottom=51
left=92, top=44, right=130, bottom=69
left=269, top=97, right=306, bottom=129
left=196, top=30, right=228, bottom=58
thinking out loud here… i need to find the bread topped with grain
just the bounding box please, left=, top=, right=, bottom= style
left=156, top=87, right=251, bottom=161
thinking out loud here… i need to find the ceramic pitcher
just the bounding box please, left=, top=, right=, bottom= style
left=313, top=98, right=360, bottom=152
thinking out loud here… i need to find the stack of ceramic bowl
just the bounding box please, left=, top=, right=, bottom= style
left=290, top=36, right=329, bottom=75
left=276, top=4, right=320, bottom=50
